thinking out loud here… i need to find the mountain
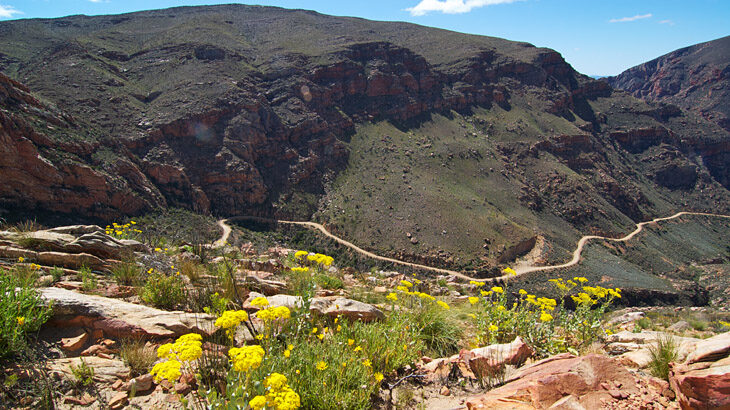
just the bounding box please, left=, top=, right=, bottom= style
left=606, top=36, right=730, bottom=132
left=1, top=5, right=729, bottom=278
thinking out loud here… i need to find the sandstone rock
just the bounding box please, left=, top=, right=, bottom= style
left=175, top=381, right=193, bottom=395
left=266, top=294, right=304, bottom=309
left=40, top=287, right=214, bottom=339
left=109, top=392, right=129, bottom=410
left=60, top=330, right=89, bottom=352
left=465, top=354, right=639, bottom=409
left=608, top=311, right=645, bottom=325
left=440, top=386, right=450, bottom=396
left=50, top=356, right=129, bottom=384
left=548, top=395, right=586, bottom=410
left=310, top=296, right=385, bottom=322
left=669, top=356, right=730, bottom=410
left=239, top=274, right=287, bottom=295
left=0, top=245, right=108, bottom=270
left=608, top=330, right=699, bottom=367
left=128, top=374, right=154, bottom=393
left=63, top=392, right=96, bottom=406
left=685, top=330, right=730, bottom=364
left=668, top=320, right=692, bottom=333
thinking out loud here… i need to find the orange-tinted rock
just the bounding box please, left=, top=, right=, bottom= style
left=669, top=357, right=730, bottom=410
left=466, top=354, right=639, bottom=409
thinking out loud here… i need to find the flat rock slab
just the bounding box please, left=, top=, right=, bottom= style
left=49, top=356, right=130, bottom=385
left=686, top=330, right=730, bottom=364
left=40, top=287, right=214, bottom=339
left=466, top=354, right=639, bottom=409
left=254, top=294, right=384, bottom=322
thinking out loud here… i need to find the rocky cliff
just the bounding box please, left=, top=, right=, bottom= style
left=0, top=5, right=729, bottom=269
left=606, top=35, right=730, bottom=132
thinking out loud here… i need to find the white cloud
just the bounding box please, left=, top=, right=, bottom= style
left=659, top=19, right=675, bottom=26
left=406, top=0, right=522, bottom=16
left=88, top=0, right=109, bottom=3
left=0, top=4, right=22, bottom=18
left=608, top=13, right=652, bottom=23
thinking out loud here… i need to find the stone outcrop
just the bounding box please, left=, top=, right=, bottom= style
left=670, top=357, right=730, bottom=410
left=39, top=287, right=215, bottom=339
left=465, top=354, right=639, bottom=409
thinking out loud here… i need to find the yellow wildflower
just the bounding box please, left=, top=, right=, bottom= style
left=316, top=361, right=328, bottom=371
left=16, top=316, right=25, bottom=326
left=400, top=280, right=413, bottom=288
left=489, top=324, right=499, bottom=332
left=215, top=310, right=249, bottom=329
left=251, top=297, right=269, bottom=308
left=362, top=359, right=371, bottom=367
left=150, top=359, right=182, bottom=382
left=437, top=300, right=450, bottom=310
left=491, top=286, right=504, bottom=294
left=502, top=267, right=517, bottom=276
left=374, top=372, right=384, bottom=382
left=229, top=345, right=265, bottom=373
left=468, top=297, right=479, bottom=305
left=249, top=395, right=267, bottom=410
left=348, top=339, right=354, bottom=346
left=18, top=257, right=24, bottom=263
left=354, top=346, right=362, bottom=352
left=386, top=292, right=398, bottom=302
left=540, top=312, right=553, bottom=322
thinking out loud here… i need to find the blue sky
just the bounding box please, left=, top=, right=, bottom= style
left=1, top=0, right=728, bottom=76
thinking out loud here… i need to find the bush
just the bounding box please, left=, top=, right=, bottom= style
left=78, top=266, right=97, bottom=291
left=0, top=268, right=52, bottom=359
left=140, top=273, right=186, bottom=310
left=201, top=293, right=423, bottom=410
left=314, top=274, right=344, bottom=290
left=648, top=335, right=679, bottom=380
left=407, top=303, right=463, bottom=357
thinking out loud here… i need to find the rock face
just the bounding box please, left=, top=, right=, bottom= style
left=40, top=287, right=214, bottom=339
left=606, top=36, right=730, bottom=132
left=465, top=354, right=639, bottom=409
left=670, top=357, right=730, bottom=410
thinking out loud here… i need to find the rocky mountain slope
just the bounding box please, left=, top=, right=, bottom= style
left=1, top=5, right=729, bottom=273
left=606, top=36, right=730, bottom=132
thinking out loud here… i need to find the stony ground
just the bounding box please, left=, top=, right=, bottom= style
left=1, top=223, right=729, bottom=409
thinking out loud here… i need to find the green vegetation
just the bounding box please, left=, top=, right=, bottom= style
left=0, top=265, right=52, bottom=360
left=648, top=335, right=679, bottom=380
left=140, top=272, right=186, bottom=310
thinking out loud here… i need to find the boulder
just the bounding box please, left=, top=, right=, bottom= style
left=60, top=330, right=89, bottom=352
left=40, top=287, right=214, bottom=339
left=606, top=330, right=699, bottom=368
left=0, top=245, right=108, bottom=270
left=608, top=311, right=645, bottom=325
left=419, top=337, right=534, bottom=382
left=686, top=331, right=730, bottom=364
left=465, top=354, right=639, bottom=409
left=669, top=357, right=730, bottom=410
left=310, top=296, right=385, bottom=322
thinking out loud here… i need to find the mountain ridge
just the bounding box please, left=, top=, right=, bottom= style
left=1, top=5, right=728, bottom=274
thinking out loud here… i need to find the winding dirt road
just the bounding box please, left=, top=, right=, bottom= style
left=216, top=212, right=730, bottom=282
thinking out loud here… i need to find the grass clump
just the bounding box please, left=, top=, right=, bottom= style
left=111, top=261, right=143, bottom=286
left=120, top=338, right=157, bottom=377
left=648, top=335, right=679, bottom=380
left=140, top=272, right=186, bottom=310
left=0, top=266, right=52, bottom=359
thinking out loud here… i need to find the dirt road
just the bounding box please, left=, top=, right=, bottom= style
left=216, top=212, right=730, bottom=282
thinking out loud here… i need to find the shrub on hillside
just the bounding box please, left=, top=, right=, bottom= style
left=0, top=267, right=52, bottom=359
left=140, top=272, right=186, bottom=310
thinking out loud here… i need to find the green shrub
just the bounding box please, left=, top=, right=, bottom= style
left=636, top=317, right=652, bottom=330
left=111, top=262, right=143, bottom=286
left=0, top=268, right=52, bottom=359
left=78, top=266, right=97, bottom=291
left=71, top=358, right=95, bottom=387
left=315, top=274, right=344, bottom=290
left=648, top=335, right=679, bottom=380
left=140, top=273, right=186, bottom=310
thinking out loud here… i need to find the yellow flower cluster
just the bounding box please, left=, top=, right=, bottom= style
left=436, top=301, right=450, bottom=310
left=290, top=266, right=310, bottom=274
left=469, top=280, right=486, bottom=287
left=501, top=267, right=517, bottom=276
left=256, top=306, right=291, bottom=322
left=262, top=373, right=301, bottom=410
left=386, top=292, right=398, bottom=302
left=16, top=316, right=25, bottom=326
left=105, top=221, right=141, bottom=239
left=150, top=359, right=182, bottom=382
left=400, top=280, right=413, bottom=288
left=251, top=297, right=270, bottom=308
left=468, top=297, right=479, bottom=305
left=229, top=345, right=265, bottom=373
left=307, top=253, right=334, bottom=267
left=571, top=285, right=621, bottom=306
left=215, top=310, right=249, bottom=329
left=293, top=250, right=309, bottom=260
left=157, top=333, right=203, bottom=362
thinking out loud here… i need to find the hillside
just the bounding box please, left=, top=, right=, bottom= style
left=1, top=5, right=729, bottom=277
left=606, top=36, right=730, bottom=132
